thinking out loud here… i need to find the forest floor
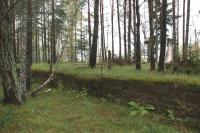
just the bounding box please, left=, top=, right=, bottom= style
left=32, top=63, right=200, bottom=86
left=0, top=83, right=197, bottom=133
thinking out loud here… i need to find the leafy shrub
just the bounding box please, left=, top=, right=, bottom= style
left=173, top=50, right=200, bottom=74
left=76, top=88, right=88, bottom=100
left=128, top=101, right=155, bottom=117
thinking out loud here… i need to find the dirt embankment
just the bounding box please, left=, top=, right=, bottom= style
left=32, top=70, right=200, bottom=122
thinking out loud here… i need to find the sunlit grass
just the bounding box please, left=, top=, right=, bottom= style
left=32, top=62, right=200, bottom=86
left=0, top=84, right=196, bottom=133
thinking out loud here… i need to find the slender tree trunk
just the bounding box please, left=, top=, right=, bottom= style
left=182, top=0, right=186, bottom=61
left=51, top=0, right=56, bottom=64
left=117, top=0, right=122, bottom=59
left=124, top=0, right=127, bottom=59
left=184, top=0, right=190, bottom=61
left=172, top=0, right=177, bottom=65
left=88, top=0, right=92, bottom=53
left=148, top=0, right=155, bottom=70
left=35, top=26, right=38, bottom=63
left=128, top=0, right=132, bottom=61
left=135, top=0, right=141, bottom=70
left=158, top=0, right=167, bottom=71
left=100, top=0, right=105, bottom=61
left=111, top=0, right=115, bottom=60
left=26, top=0, right=33, bottom=91
left=133, top=0, right=137, bottom=62
left=89, top=0, right=100, bottom=68
left=80, top=5, right=83, bottom=62
left=176, top=0, right=179, bottom=52
left=43, top=0, right=47, bottom=62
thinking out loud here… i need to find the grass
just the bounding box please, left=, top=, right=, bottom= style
left=32, top=63, right=200, bottom=86
left=0, top=83, right=197, bottom=133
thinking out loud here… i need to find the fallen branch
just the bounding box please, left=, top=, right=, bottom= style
left=31, top=38, right=68, bottom=97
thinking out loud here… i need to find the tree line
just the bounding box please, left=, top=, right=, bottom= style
left=0, top=0, right=195, bottom=105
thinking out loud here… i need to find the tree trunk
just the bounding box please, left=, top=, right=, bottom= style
left=100, top=0, right=105, bottom=61
left=111, top=0, right=114, bottom=60
left=43, top=0, right=47, bottom=62
left=26, top=0, right=33, bottom=91
left=89, top=0, right=100, bottom=68
left=51, top=0, right=56, bottom=64
left=184, top=0, right=190, bottom=61
left=128, top=0, right=132, bottom=61
left=0, top=0, right=25, bottom=104
left=116, top=0, right=122, bottom=59
left=182, top=0, right=186, bottom=61
left=158, top=0, right=167, bottom=71
left=135, top=0, right=141, bottom=70
left=148, top=0, right=155, bottom=71
left=172, top=0, right=177, bottom=66
left=124, top=0, right=127, bottom=59
left=88, top=0, right=92, bottom=53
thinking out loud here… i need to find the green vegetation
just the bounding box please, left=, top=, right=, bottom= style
left=32, top=63, right=200, bottom=86
left=0, top=84, right=196, bottom=133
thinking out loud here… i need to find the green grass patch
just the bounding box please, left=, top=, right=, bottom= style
left=32, top=63, right=200, bottom=86
left=0, top=84, right=197, bottom=133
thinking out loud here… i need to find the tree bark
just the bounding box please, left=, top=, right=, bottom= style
left=128, top=0, right=132, bottom=61
left=135, top=0, right=141, bottom=70
left=116, top=0, right=122, bottom=59
left=88, top=0, right=92, bottom=53
left=124, top=0, right=127, bottom=59
left=89, top=0, right=100, bottom=68
left=148, top=0, right=155, bottom=71
left=183, top=0, right=190, bottom=61
left=0, top=0, right=25, bottom=104
left=111, top=0, right=115, bottom=60
left=182, top=0, right=186, bottom=61
left=26, top=0, right=33, bottom=91
left=158, top=0, right=167, bottom=71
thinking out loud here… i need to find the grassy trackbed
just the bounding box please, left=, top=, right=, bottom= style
left=0, top=83, right=197, bottom=133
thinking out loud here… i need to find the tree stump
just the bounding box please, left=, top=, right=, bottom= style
left=108, top=50, right=112, bottom=69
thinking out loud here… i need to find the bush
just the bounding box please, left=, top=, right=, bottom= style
left=174, top=50, right=200, bottom=74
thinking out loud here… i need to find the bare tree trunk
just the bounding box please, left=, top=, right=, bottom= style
left=184, top=0, right=190, bottom=61
left=158, top=0, right=167, bottom=71
left=0, top=0, right=25, bottom=104
left=148, top=0, right=155, bottom=70
left=176, top=0, right=179, bottom=52
left=117, top=0, right=122, bottom=59
left=26, top=0, right=33, bottom=91
left=51, top=0, right=56, bottom=65
left=182, top=0, right=186, bottom=61
left=124, top=0, right=127, bottom=59
left=111, top=0, right=115, bottom=60
left=172, top=0, right=178, bottom=67
left=128, top=0, right=132, bottom=61
left=80, top=4, right=83, bottom=62
left=43, top=0, right=47, bottom=62
left=135, top=0, right=141, bottom=70
left=88, top=0, right=92, bottom=53
left=89, top=0, right=100, bottom=68
left=100, top=0, right=105, bottom=61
